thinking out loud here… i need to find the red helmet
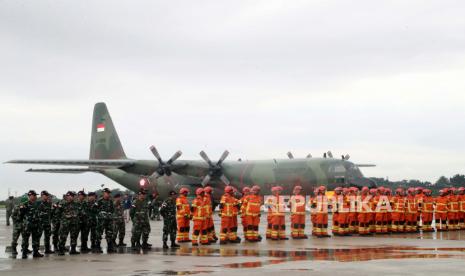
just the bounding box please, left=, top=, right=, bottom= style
left=423, top=189, right=432, bottom=195
left=224, top=186, right=234, bottom=193
left=196, top=188, right=204, bottom=195
left=362, top=186, right=369, bottom=192
left=369, top=188, right=377, bottom=194
left=271, top=186, right=283, bottom=193
left=415, top=187, right=423, bottom=192
left=204, top=186, right=213, bottom=194
left=395, top=188, right=403, bottom=194
left=443, top=188, right=449, bottom=194
left=439, top=189, right=446, bottom=195
left=293, top=185, right=302, bottom=191
left=334, top=187, right=343, bottom=192
left=458, top=187, right=465, bottom=194
left=342, top=188, right=349, bottom=194
left=179, top=188, right=189, bottom=195
left=251, top=185, right=261, bottom=193
left=242, top=187, right=251, bottom=193
left=407, top=187, right=415, bottom=194
left=385, top=188, right=392, bottom=195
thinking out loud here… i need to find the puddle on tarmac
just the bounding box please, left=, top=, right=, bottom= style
left=159, top=246, right=465, bottom=269
left=153, top=270, right=213, bottom=275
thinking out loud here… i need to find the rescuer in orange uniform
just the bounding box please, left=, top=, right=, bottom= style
left=267, top=186, right=288, bottom=240
left=459, top=187, right=465, bottom=230
left=390, top=188, right=406, bottom=233
left=231, top=187, right=240, bottom=241
left=289, top=186, right=307, bottom=239
left=421, top=189, right=434, bottom=232
left=191, top=188, right=209, bottom=246
left=241, top=185, right=262, bottom=242
left=348, top=187, right=358, bottom=234
left=358, top=186, right=371, bottom=235
left=239, top=187, right=251, bottom=236
left=447, top=188, right=460, bottom=230
left=219, top=186, right=240, bottom=244
left=368, top=188, right=377, bottom=233
left=203, top=186, right=217, bottom=243
left=373, top=187, right=389, bottom=233
left=176, top=188, right=191, bottom=243
left=405, top=188, right=419, bottom=233
left=414, top=187, right=424, bottom=231
left=314, top=186, right=330, bottom=237
left=332, top=187, right=342, bottom=235
left=434, top=189, right=449, bottom=231
left=337, top=187, right=351, bottom=236
left=385, top=188, right=393, bottom=233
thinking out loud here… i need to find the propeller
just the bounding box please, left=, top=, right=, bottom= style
left=148, top=145, right=182, bottom=184
left=199, top=150, right=230, bottom=186
left=287, top=151, right=312, bottom=159
left=327, top=151, right=333, bottom=158
left=344, top=154, right=350, bottom=160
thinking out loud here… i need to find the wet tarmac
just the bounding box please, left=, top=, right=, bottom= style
left=1, top=210, right=465, bottom=275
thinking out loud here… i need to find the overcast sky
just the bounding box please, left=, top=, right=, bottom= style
left=1, top=0, right=464, bottom=198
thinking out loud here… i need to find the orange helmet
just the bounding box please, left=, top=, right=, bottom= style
left=271, top=186, right=283, bottom=193
left=369, top=188, right=377, bottom=195
left=361, top=186, right=369, bottom=192
left=204, top=186, right=213, bottom=194
left=179, top=188, right=189, bottom=195
left=251, top=185, right=261, bottom=193
left=224, top=186, right=234, bottom=193
left=377, top=186, right=385, bottom=193
left=395, top=188, right=404, bottom=195
left=195, top=188, right=204, bottom=195
left=334, top=187, right=343, bottom=194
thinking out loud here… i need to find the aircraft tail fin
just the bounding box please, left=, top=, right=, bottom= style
left=89, top=103, right=127, bottom=160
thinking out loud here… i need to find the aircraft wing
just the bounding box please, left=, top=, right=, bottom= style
left=25, top=168, right=105, bottom=173
left=356, top=164, right=376, bottom=167
left=5, top=159, right=135, bottom=168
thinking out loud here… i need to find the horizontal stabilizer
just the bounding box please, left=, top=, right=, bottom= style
left=356, top=164, right=376, bottom=167
left=6, top=159, right=134, bottom=167
left=25, top=168, right=104, bottom=173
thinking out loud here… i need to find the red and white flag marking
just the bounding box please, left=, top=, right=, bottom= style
left=97, top=123, right=105, bottom=132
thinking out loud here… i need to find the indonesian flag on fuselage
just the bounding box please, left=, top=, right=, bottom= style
left=97, top=123, right=105, bottom=132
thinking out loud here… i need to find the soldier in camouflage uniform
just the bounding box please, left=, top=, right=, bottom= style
left=86, top=192, right=100, bottom=253
left=38, top=190, right=54, bottom=254
left=57, top=191, right=80, bottom=255
left=160, top=190, right=180, bottom=249
left=97, top=188, right=116, bottom=253
left=6, top=196, right=14, bottom=226
left=20, top=190, right=43, bottom=259
left=112, top=193, right=126, bottom=247
left=77, top=191, right=90, bottom=253
left=10, top=201, right=24, bottom=256
left=130, top=189, right=151, bottom=250
left=51, top=195, right=65, bottom=253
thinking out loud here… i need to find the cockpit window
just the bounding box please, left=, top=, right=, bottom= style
left=329, top=164, right=346, bottom=174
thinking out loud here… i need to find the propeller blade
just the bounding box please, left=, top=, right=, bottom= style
left=167, top=150, right=182, bottom=164
left=201, top=175, right=211, bottom=186
left=287, top=152, right=294, bottom=159
left=149, top=145, right=163, bottom=164
left=220, top=174, right=230, bottom=185
left=306, top=154, right=312, bottom=158
left=217, top=150, right=230, bottom=165
left=148, top=171, right=160, bottom=180
left=200, top=151, right=214, bottom=167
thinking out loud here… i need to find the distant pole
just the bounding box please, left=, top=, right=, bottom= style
left=8, top=188, right=10, bottom=197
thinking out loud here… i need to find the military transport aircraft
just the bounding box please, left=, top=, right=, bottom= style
left=6, top=103, right=376, bottom=202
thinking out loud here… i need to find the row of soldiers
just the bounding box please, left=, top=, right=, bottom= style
left=10, top=188, right=169, bottom=259
left=174, top=185, right=465, bottom=245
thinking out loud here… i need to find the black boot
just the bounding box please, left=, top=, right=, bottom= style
left=53, top=243, right=59, bottom=253
left=107, top=241, right=116, bottom=253
left=69, top=245, right=80, bottom=255
left=131, top=242, right=139, bottom=251
left=22, top=252, right=28, bottom=259
left=33, top=250, right=44, bottom=258
left=118, top=240, right=127, bottom=247
left=170, top=241, right=180, bottom=248
left=44, top=245, right=54, bottom=254
left=80, top=244, right=89, bottom=253
left=57, top=247, right=65, bottom=256
left=94, top=242, right=103, bottom=254
left=141, top=242, right=151, bottom=249
left=11, top=245, right=18, bottom=255
left=163, top=241, right=169, bottom=249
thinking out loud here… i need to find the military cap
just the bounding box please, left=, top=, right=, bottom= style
left=113, top=193, right=121, bottom=198
left=88, top=192, right=96, bottom=196
left=66, top=191, right=76, bottom=197
left=169, top=190, right=177, bottom=196
left=27, top=190, right=37, bottom=196
left=138, top=189, right=147, bottom=195
left=78, top=191, right=87, bottom=196
left=102, top=188, right=111, bottom=193
left=8, top=196, right=14, bottom=199
left=40, top=190, right=49, bottom=196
